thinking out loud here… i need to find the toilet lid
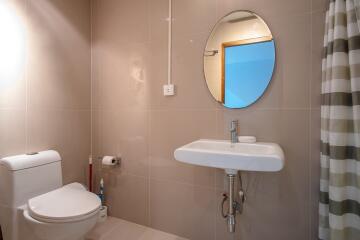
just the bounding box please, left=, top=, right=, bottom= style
left=28, top=183, right=101, bottom=223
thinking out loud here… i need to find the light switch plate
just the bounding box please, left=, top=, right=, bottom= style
left=163, top=84, right=175, bottom=96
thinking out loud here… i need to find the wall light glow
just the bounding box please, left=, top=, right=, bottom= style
left=0, top=2, right=25, bottom=87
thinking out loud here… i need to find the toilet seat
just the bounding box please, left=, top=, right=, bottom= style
left=27, top=183, right=101, bottom=223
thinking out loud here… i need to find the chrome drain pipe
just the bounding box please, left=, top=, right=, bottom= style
left=227, top=174, right=236, bottom=232
left=222, top=171, right=246, bottom=233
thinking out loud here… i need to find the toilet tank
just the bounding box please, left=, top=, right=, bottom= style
left=0, top=150, right=63, bottom=208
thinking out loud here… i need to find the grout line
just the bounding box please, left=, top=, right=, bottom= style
left=214, top=106, right=219, bottom=240
left=309, top=4, right=314, bottom=239
left=22, top=106, right=93, bottom=111
left=147, top=50, right=152, bottom=227
left=0, top=107, right=27, bottom=111
left=146, top=0, right=152, bottom=222
left=148, top=107, right=313, bottom=112
left=147, top=108, right=151, bottom=227
left=25, top=0, right=29, bottom=153
left=167, top=0, right=172, bottom=86
left=146, top=0, right=150, bottom=43
left=149, top=176, right=217, bottom=191
left=214, top=0, right=218, bottom=20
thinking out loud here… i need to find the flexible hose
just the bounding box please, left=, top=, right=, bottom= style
left=238, top=172, right=246, bottom=213
left=221, top=193, right=228, bottom=218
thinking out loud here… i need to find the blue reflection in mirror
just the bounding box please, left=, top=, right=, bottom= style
left=224, top=40, right=275, bottom=108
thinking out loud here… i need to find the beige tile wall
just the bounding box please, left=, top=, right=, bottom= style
left=0, top=0, right=326, bottom=239
left=91, top=0, right=326, bottom=239
left=0, top=0, right=91, bottom=185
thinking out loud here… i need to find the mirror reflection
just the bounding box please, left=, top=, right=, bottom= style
left=204, top=11, right=276, bottom=108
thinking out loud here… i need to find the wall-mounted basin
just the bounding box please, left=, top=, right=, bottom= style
left=174, top=139, right=285, bottom=174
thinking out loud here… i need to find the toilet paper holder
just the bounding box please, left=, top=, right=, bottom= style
left=98, top=156, right=121, bottom=166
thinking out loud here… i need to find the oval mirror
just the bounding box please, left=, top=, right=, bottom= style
left=204, top=11, right=275, bottom=108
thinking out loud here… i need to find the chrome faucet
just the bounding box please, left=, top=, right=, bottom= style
left=230, top=120, right=239, bottom=143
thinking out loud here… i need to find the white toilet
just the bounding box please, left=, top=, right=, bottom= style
left=0, top=150, right=101, bottom=240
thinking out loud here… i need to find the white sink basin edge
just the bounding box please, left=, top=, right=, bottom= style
left=174, top=139, right=285, bottom=172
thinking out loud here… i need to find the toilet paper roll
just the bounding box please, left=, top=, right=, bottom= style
left=102, top=156, right=118, bottom=166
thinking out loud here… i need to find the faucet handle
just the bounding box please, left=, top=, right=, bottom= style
left=230, top=120, right=238, bottom=130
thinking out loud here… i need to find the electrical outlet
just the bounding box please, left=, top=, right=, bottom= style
left=163, top=84, right=175, bottom=96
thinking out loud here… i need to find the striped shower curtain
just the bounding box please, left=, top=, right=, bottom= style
left=319, top=0, right=360, bottom=239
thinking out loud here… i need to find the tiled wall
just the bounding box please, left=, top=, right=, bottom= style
left=0, top=0, right=327, bottom=239
left=0, top=0, right=91, bottom=184
left=91, top=0, right=327, bottom=239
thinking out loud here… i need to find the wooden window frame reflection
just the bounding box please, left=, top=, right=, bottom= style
left=220, top=35, right=273, bottom=103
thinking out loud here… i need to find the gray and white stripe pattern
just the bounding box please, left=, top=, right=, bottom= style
left=319, top=0, right=360, bottom=240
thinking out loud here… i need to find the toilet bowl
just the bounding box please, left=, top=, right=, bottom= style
left=23, top=183, right=101, bottom=240
left=0, top=151, right=101, bottom=240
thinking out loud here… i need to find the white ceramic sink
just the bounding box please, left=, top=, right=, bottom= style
left=174, top=139, right=285, bottom=173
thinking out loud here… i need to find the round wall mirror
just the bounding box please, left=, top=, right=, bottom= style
left=204, top=11, right=276, bottom=108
